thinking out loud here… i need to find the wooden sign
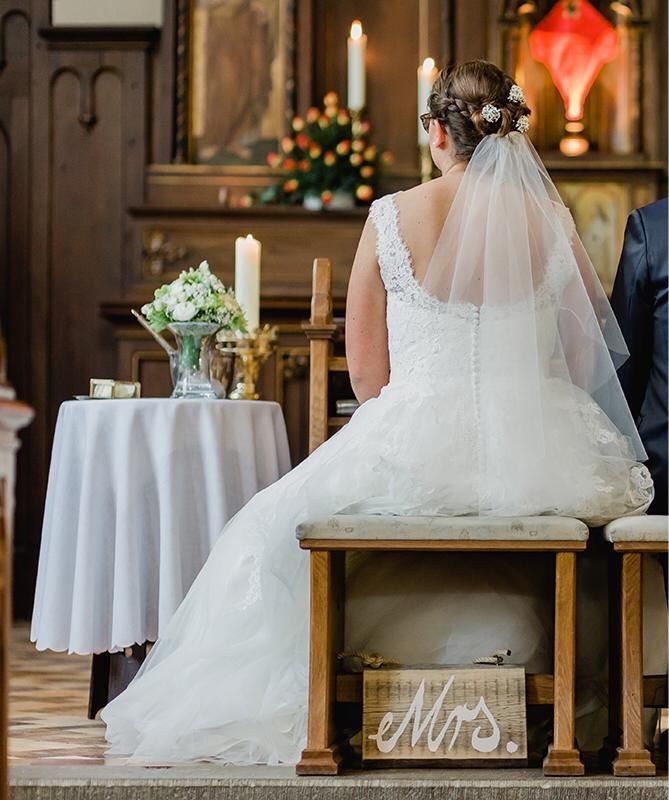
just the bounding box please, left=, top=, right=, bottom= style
left=363, top=667, right=527, bottom=763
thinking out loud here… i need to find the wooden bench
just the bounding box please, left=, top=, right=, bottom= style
left=296, top=258, right=587, bottom=777
left=604, top=515, right=668, bottom=776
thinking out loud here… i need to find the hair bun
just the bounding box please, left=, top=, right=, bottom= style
left=427, top=61, right=532, bottom=160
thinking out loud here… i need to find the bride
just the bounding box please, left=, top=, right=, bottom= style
left=102, top=61, right=659, bottom=764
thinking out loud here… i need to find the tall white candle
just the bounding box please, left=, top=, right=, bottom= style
left=234, top=234, right=261, bottom=331
left=347, top=20, right=367, bottom=112
left=418, top=57, right=437, bottom=145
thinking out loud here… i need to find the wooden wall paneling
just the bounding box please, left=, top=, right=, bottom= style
left=642, top=0, right=666, bottom=162
left=451, top=0, right=490, bottom=64
left=0, top=0, right=39, bottom=619
left=124, top=207, right=365, bottom=301
left=295, top=0, right=315, bottom=114
left=151, top=0, right=176, bottom=163
left=12, top=23, right=157, bottom=617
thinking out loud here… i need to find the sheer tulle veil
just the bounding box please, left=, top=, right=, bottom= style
left=419, top=131, right=646, bottom=468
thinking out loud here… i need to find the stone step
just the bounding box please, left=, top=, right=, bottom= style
left=10, top=765, right=668, bottom=800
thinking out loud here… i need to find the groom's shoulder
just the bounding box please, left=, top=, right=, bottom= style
left=636, top=197, right=667, bottom=233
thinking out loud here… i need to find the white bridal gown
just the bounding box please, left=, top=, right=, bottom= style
left=102, top=192, right=658, bottom=765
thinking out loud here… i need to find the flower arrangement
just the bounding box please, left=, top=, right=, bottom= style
left=141, top=261, right=246, bottom=333
left=249, top=92, right=393, bottom=208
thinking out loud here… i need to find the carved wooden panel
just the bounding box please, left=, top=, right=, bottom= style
left=127, top=208, right=365, bottom=301
left=0, top=2, right=32, bottom=619
left=8, top=17, right=157, bottom=616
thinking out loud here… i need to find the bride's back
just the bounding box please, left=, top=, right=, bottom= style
left=393, top=177, right=464, bottom=284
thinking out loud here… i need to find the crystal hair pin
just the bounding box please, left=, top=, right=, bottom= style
left=515, top=115, right=530, bottom=133
left=481, top=104, right=501, bottom=124
left=508, top=84, right=525, bottom=104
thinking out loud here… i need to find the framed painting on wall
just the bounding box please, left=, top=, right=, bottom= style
left=186, top=0, right=296, bottom=165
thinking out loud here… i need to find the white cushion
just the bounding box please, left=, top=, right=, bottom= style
left=296, top=514, right=588, bottom=542
left=604, top=515, right=669, bottom=544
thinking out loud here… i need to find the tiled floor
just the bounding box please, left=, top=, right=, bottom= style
left=10, top=624, right=123, bottom=766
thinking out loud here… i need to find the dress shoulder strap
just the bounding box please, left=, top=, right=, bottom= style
left=368, top=193, right=413, bottom=295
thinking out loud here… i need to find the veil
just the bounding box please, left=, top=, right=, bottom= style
left=419, top=131, right=646, bottom=465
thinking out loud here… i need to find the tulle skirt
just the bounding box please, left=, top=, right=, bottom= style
left=101, top=380, right=662, bottom=764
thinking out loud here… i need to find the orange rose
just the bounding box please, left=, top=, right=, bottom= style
left=337, top=111, right=350, bottom=125
left=283, top=158, right=297, bottom=170
left=360, top=165, right=374, bottom=178
left=296, top=133, right=309, bottom=149
left=266, top=151, right=282, bottom=168
left=324, top=151, right=336, bottom=166
left=239, top=194, right=254, bottom=208
left=356, top=184, right=373, bottom=202
left=283, top=178, right=299, bottom=192
left=359, top=121, right=371, bottom=135
left=350, top=153, right=363, bottom=167
left=281, top=136, right=295, bottom=154
left=363, top=145, right=377, bottom=161
left=292, top=116, right=305, bottom=131
left=380, top=150, right=395, bottom=165
left=352, top=139, right=365, bottom=153
left=318, top=115, right=330, bottom=129
left=323, top=91, right=339, bottom=107
left=321, top=190, right=333, bottom=205
left=306, top=107, right=320, bottom=123
left=299, top=159, right=310, bottom=171
left=309, top=145, right=322, bottom=159
left=336, top=140, right=351, bottom=156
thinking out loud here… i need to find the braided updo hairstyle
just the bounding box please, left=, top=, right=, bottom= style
left=428, top=60, right=531, bottom=161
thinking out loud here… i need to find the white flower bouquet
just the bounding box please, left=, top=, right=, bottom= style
left=141, top=262, right=246, bottom=398
left=141, top=261, right=247, bottom=333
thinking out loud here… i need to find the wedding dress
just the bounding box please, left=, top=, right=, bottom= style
left=102, top=133, right=660, bottom=765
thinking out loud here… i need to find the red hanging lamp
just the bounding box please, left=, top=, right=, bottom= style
left=529, top=0, right=618, bottom=155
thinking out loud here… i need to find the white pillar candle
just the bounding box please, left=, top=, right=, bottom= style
left=347, top=20, right=367, bottom=112
left=234, top=234, right=261, bottom=332
left=418, top=57, right=437, bottom=145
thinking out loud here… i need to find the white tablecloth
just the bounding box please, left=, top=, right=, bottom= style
left=31, top=399, right=291, bottom=654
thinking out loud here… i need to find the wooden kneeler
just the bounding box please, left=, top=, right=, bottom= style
left=297, top=259, right=585, bottom=776
left=604, top=516, right=669, bottom=777
left=295, top=516, right=588, bottom=777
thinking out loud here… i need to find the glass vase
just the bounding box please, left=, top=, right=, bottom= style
left=168, top=322, right=221, bottom=399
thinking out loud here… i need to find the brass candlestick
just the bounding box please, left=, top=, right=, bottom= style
left=228, top=324, right=278, bottom=401
left=419, top=143, right=433, bottom=183
left=350, top=108, right=364, bottom=139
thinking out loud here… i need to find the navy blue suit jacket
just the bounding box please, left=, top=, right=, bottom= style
left=611, top=198, right=668, bottom=514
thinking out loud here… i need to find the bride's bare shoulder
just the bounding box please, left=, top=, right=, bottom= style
left=394, top=179, right=454, bottom=226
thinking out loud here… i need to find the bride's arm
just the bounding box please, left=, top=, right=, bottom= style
left=345, top=219, right=390, bottom=404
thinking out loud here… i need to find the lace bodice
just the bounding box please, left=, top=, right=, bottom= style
left=368, top=193, right=562, bottom=389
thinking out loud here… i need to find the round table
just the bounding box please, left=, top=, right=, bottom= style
left=31, top=398, right=291, bottom=657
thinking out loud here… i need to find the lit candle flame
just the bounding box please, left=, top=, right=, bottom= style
left=350, top=20, right=363, bottom=40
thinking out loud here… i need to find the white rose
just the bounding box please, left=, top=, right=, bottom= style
left=172, top=301, right=197, bottom=321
